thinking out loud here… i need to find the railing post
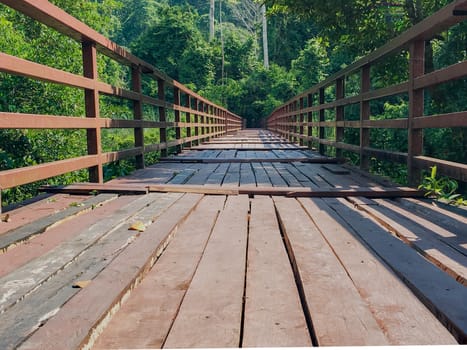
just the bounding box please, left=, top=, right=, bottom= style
left=132, top=65, right=144, bottom=169
left=408, top=40, right=425, bottom=185
left=294, top=100, right=299, bottom=144
left=200, top=101, right=205, bottom=143
left=336, top=78, right=345, bottom=158
left=174, top=86, right=182, bottom=153
left=194, top=98, right=199, bottom=145
left=307, top=93, right=313, bottom=150
left=82, top=41, right=103, bottom=183
left=158, top=79, right=167, bottom=157
left=185, top=95, right=192, bottom=148
left=319, top=87, right=325, bottom=155
left=299, top=97, right=305, bottom=146
left=360, top=65, right=371, bottom=170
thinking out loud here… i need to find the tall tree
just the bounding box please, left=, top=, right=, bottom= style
left=261, top=4, right=269, bottom=68
left=209, top=0, right=215, bottom=40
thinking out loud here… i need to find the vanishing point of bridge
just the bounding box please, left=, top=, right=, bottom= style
left=0, top=1, right=466, bottom=349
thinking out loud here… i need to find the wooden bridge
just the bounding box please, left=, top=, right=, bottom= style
left=0, top=1, right=466, bottom=349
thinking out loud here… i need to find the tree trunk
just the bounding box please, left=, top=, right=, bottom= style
left=261, top=4, right=269, bottom=68
left=209, top=0, right=215, bottom=41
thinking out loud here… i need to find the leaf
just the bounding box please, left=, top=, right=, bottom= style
left=430, top=165, right=437, bottom=179
left=1, top=214, right=10, bottom=223
left=72, top=280, right=91, bottom=288
left=129, top=221, right=146, bottom=232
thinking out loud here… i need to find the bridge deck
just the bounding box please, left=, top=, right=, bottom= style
left=0, top=130, right=466, bottom=349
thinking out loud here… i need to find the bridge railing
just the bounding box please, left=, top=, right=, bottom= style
left=0, top=0, right=242, bottom=196
left=267, top=0, right=467, bottom=185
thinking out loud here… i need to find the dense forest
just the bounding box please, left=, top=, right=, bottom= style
left=0, top=0, right=466, bottom=205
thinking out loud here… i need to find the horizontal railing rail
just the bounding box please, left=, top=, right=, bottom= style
left=266, top=0, right=467, bottom=185
left=0, top=0, right=243, bottom=201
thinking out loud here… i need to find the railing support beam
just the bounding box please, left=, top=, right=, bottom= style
left=82, top=41, right=103, bottom=183
left=408, top=40, right=425, bottom=185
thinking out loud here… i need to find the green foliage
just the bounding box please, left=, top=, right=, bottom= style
left=418, top=166, right=467, bottom=206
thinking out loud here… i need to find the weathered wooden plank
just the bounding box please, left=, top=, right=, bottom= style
left=243, top=196, right=311, bottom=347
left=93, top=195, right=225, bottom=349
left=222, top=162, right=240, bottom=186
left=167, top=166, right=199, bottom=184
left=19, top=193, right=203, bottom=350
left=397, top=198, right=467, bottom=238
left=205, top=163, right=229, bottom=185
left=251, top=162, right=272, bottom=186
left=298, top=197, right=458, bottom=345
left=185, top=163, right=220, bottom=185
left=272, top=162, right=303, bottom=187
left=147, top=184, right=425, bottom=198
left=0, top=194, right=165, bottom=314
left=324, top=197, right=467, bottom=343
left=239, top=163, right=256, bottom=186
left=0, top=194, right=90, bottom=235
left=293, top=163, right=331, bottom=188
left=40, top=184, right=148, bottom=194
left=0, top=193, right=183, bottom=350
left=0, top=194, right=116, bottom=253
left=163, top=195, right=249, bottom=348
left=0, top=195, right=136, bottom=278
left=321, top=164, right=351, bottom=174
left=350, top=197, right=467, bottom=285
left=262, top=162, right=288, bottom=187
left=273, top=196, right=388, bottom=346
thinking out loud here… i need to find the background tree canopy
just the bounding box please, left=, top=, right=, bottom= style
left=0, top=0, right=465, bottom=205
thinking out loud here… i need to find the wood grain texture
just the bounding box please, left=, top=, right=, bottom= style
left=299, top=197, right=458, bottom=345
left=163, top=195, right=249, bottom=348
left=18, top=193, right=203, bottom=350
left=93, top=195, right=225, bottom=349
left=242, top=196, right=311, bottom=347
left=273, top=196, right=389, bottom=346
left=324, top=197, right=467, bottom=343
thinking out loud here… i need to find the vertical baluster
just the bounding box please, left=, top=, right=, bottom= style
left=82, top=41, right=103, bottom=183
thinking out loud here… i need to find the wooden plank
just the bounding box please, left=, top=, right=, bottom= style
left=0, top=193, right=90, bottom=235
left=262, top=162, right=288, bottom=187
left=189, top=146, right=308, bottom=151
left=0, top=193, right=183, bottom=350
left=324, top=197, right=467, bottom=343
left=0, top=195, right=136, bottom=278
left=93, top=195, right=225, bottom=349
left=321, top=164, right=351, bottom=175
left=0, top=194, right=116, bottom=253
left=205, top=163, right=229, bottom=185
left=272, top=162, right=303, bottom=187
left=163, top=195, right=249, bottom=348
left=161, top=157, right=341, bottom=164
left=40, top=184, right=148, bottom=194
left=397, top=198, right=467, bottom=238
left=239, top=163, right=256, bottom=186
left=222, top=162, right=240, bottom=186
left=0, top=194, right=166, bottom=315
left=349, top=198, right=467, bottom=285
left=19, top=193, right=203, bottom=350
left=298, top=197, right=458, bottom=345
left=251, top=162, right=272, bottom=186
left=167, top=166, right=199, bottom=184
left=185, top=163, right=220, bottom=185
left=243, top=196, right=311, bottom=347
left=273, top=196, right=388, bottom=346
left=147, top=184, right=425, bottom=198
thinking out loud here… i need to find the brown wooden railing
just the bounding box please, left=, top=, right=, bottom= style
left=267, top=0, right=467, bottom=185
left=0, top=0, right=243, bottom=198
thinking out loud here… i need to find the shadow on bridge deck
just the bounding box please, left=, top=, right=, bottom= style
left=0, top=130, right=465, bottom=349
